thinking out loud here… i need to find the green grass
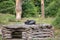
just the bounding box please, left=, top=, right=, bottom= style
left=0, top=13, right=55, bottom=25
left=0, top=36, right=2, bottom=40
left=23, top=17, right=55, bottom=24
left=0, top=13, right=16, bottom=24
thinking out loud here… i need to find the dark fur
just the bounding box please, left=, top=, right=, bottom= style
left=25, top=20, right=36, bottom=25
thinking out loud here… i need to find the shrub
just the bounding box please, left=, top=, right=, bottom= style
left=53, top=9, right=60, bottom=29
left=0, top=0, right=15, bottom=14
left=22, top=0, right=39, bottom=17
left=45, top=0, right=60, bottom=17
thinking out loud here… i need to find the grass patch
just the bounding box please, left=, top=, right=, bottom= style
left=0, top=13, right=55, bottom=24
left=21, top=17, right=55, bottom=24
left=0, top=13, right=16, bottom=24
left=0, top=35, right=2, bottom=40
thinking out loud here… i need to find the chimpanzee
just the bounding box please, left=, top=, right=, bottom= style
left=24, top=20, right=36, bottom=25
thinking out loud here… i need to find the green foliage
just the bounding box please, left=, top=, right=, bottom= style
left=53, top=9, right=60, bottom=29
left=0, top=0, right=15, bottom=14
left=45, top=0, right=60, bottom=17
left=0, top=0, right=60, bottom=17
left=22, top=0, right=39, bottom=17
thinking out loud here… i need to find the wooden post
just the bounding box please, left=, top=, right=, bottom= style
left=16, top=0, right=22, bottom=20
left=41, top=0, right=45, bottom=18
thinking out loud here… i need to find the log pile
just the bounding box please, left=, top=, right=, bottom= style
left=32, top=24, right=54, bottom=38
left=1, top=24, right=54, bottom=40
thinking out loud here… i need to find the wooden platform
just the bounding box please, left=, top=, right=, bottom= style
left=1, top=24, right=54, bottom=40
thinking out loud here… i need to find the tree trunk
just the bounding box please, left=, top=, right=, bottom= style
left=41, top=0, right=45, bottom=18
left=16, top=0, right=22, bottom=20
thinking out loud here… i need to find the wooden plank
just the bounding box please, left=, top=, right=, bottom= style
left=32, top=34, right=51, bottom=36
left=6, top=39, right=24, bottom=40
left=42, top=29, right=53, bottom=32
left=32, top=32, right=51, bottom=34
left=3, top=34, right=12, bottom=38
left=32, top=38, right=53, bottom=40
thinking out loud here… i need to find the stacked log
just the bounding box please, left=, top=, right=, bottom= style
left=31, top=24, right=54, bottom=40
left=1, top=24, right=54, bottom=40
